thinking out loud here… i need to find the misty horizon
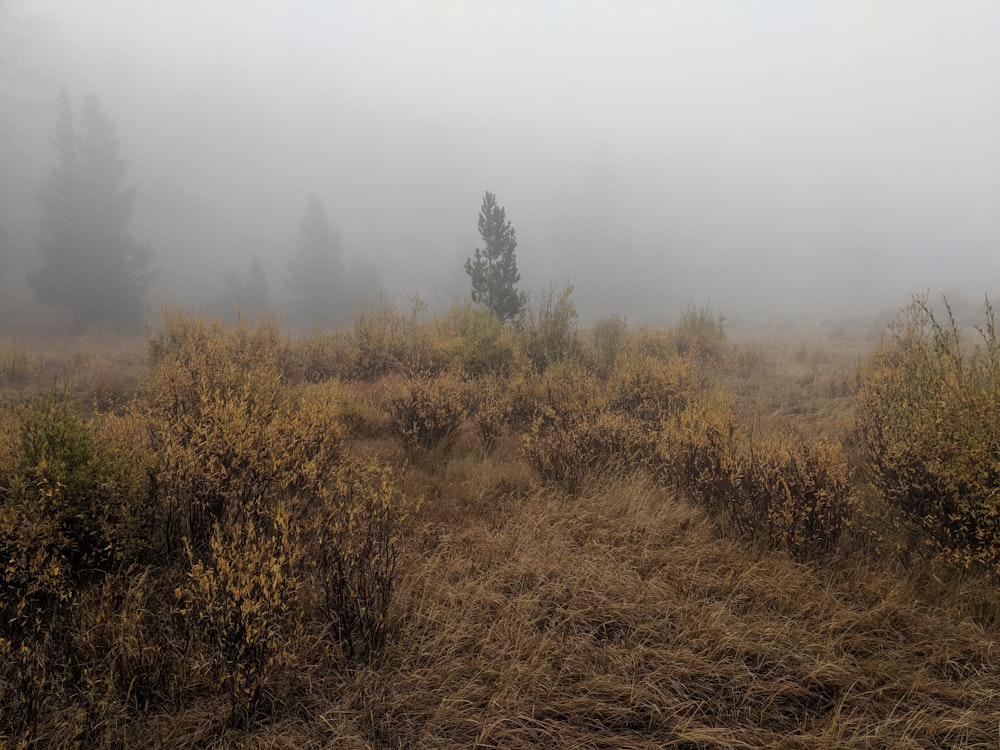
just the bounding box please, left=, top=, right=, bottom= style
left=1, top=1, right=998, bottom=334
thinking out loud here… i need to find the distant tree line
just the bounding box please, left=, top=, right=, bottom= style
left=27, top=91, right=530, bottom=334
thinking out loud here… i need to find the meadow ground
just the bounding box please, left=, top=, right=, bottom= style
left=3, top=307, right=1000, bottom=749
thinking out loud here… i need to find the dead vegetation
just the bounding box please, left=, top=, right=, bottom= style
left=3, top=300, right=1000, bottom=748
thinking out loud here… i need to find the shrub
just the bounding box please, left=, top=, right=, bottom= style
left=736, top=436, right=853, bottom=560
left=509, top=361, right=601, bottom=430
left=657, top=392, right=742, bottom=502
left=350, top=297, right=444, bottom=379
left=629, top=326, right=677, bottom=362
left=523, top=407, right=657, bottom=495
left=291, top=325, right=356, bottom=383
left=659, top=394, right=853, bottom=561
left=181, top=503, right=302, bottom=727
left=466, top=374, right=515, bottom=452
left=63, top=567, right=177, bottom=731
left=606, top=352, right=699, bottom=424
left=673, top=301, right=726, bottom=363
left=92, top=410, right=161, bottom=558
left=518, top=366, right=659, bottom=493
left=388, top=373, right=467, bottom=452
left=0, top=390, right=158, bottom=744
left=517, top=283, right=579, bottom=372
left=301, top=461, right=416, bottom=664
left=587, top=314, right=628, bottom=378
left=0, top=390, right=155, bottom=639
left=444, top=301, right=517, bottom=377
left=857, top=295, right=1000, bottom=575
left=142, top=310, right=345, bottom=555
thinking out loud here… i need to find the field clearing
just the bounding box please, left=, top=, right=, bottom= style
left=3, top=308, right=1000, bottom=748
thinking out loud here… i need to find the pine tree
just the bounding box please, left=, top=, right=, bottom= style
left=465, top=191, right=525, bottom=323
left=286, top=194, right=347, bottom=324
left=223, top=256, right=269, bottom=316
left=29, top=90, right=154, bottom=332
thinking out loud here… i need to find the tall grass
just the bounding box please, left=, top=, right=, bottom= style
left=4, top=297, right=1000, bottom=747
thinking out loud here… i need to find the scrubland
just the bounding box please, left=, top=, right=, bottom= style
left=3, top=295, right=1000, bottom=748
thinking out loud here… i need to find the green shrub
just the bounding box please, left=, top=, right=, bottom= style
left=857, top=295, right=1000, bottom=575
left=0, top=390, right=155, bottom=639
left=0, top=390, right=159, bottom=743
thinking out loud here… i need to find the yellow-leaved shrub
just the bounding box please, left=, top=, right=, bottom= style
left=660, top=393, right=854, bottom=560
left=388, top=373, right=467, bottom=452
left=857, top=295, right=1000, bottom=575
left=141, top=310, right=345, bottom=554
left=300, top=461, right=417, bottom=664
left=180, top=502, right=302, bottom=727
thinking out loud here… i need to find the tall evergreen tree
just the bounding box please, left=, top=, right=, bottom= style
left=29, top=90, right=154, bottom=332
left=286, top=194, right=347, bottom=324
left=223, top=256, right=269, bottom=316
left=465, top=191, right=525, bottom=323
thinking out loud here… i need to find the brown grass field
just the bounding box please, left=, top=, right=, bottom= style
left=3, top=301, right=1000, bottom=749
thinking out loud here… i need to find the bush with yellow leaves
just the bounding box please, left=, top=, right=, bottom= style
left=738, top=436, right=853, bottom=561
left=0, top=388, right=157, bottom=741
left=660, top=393, right=854, bottom=561
left=300, top=461, right=416, bottom=664
left=141, top=310, right=345, bottom=555
left=388, top=373, right=467, bottom=452
left=181, top=503, right=302, bottom=727
left=466, top=373, right=516, bottom=452
left=606, top=351, right=699, bottom=424
left=857, top=295, right=1000, bottom=575
left=444, top=301, right=518, bottom=378
left=523, top=406, right=658, bottom=495
left=290, top=325, right=356, bottom=383
left=519, top=366, right=659, bottom=493
left=350, top=296, right=445, bottom=379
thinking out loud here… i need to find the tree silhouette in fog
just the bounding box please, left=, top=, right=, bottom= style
left=465, top=191, right=525, bottom=324
left=286, top=194, right=350, bottom=325
left=223, top=256, right=269, bottom=318
left=29, top=89, right=155, bottom=333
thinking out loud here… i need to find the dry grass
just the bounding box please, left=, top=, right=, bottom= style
left=0, top=333, right=146, bottom=410
left=122, top=475, right=1000, bottom=748
left=6, top=313, right=1000, bottom=748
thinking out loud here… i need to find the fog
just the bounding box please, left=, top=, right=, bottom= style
left=2, top=1, right=999, bottom=332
